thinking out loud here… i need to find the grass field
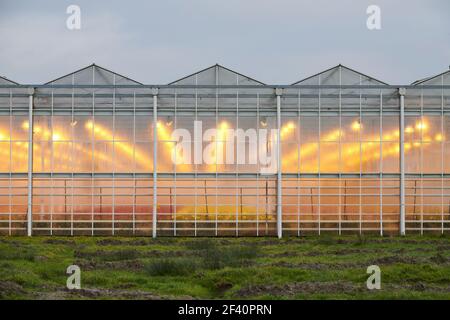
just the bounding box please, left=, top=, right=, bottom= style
left=0, top=235, right=449, bottom=300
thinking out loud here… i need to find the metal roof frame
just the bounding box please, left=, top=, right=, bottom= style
left=44, top=63, right=144, bottom=85
left=412, top=69, right=450, bottom=85
left=168, top=63, right=266, bottom=85
left=0, top=75, right=19, bottom=85
left=291, top=64, right=389, bottom=85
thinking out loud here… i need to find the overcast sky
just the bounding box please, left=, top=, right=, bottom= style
left=0, top=0, right=449, bottom=84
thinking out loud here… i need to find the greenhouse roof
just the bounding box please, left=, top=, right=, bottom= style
left=44, top=64, right=143, bottom=85
left=1, top=64, right=450, bottom=87
left=412, top=69, right=450, bottom=86
left=0, top=75, right=19, bottom=85
left=169, top=64, right=265, bottom=85
left=291, top=64, right=388, bottom=86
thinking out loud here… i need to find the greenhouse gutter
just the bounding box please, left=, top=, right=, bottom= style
left=1, top=85, right=450, bottom=89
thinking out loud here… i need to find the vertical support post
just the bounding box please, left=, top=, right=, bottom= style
left=152, top=88, right=158, bottom=238
left=112, top=75, right=116, bottom=236
left=380, top=91, right=384, bottom=236
left=399, top=87, right=406, bottom=236
left=276, top=88, right=283, bottom=239
left=27, top=88, right=34, bottom=236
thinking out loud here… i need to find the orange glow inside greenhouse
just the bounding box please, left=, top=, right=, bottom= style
left=0, top=64, right=449, bottom=237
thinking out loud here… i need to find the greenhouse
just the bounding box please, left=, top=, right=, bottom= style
left=0, top=64, right=449, bottom=237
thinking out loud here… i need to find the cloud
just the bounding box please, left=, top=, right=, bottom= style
left=0, top=0, right=449, bottom=84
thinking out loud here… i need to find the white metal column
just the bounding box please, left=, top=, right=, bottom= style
left=276, top=88, right=283, bottom=238
left=399, top=88, right=406, bottom=236
left=379, top=91, right=384, bottom=236
left=152, top=88, right=158, bottom=238
left=27, top=88, right=34, bottom=236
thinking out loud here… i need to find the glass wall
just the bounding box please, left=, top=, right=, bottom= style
left=0, top=65, right=449, bottom=236
left=280, top=87, right=402, bottom=235
left=404, top=86, right=450, bottom=234
left=155, top=83, right=278, bottom=236
left=30, top=83, right=155, bottom=235
left=0, top=85, right=29, bottom=235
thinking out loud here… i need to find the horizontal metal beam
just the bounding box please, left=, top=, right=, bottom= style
left=2, top=84, right=450, bottom=89
left=2, top=172, right=449, bottom=179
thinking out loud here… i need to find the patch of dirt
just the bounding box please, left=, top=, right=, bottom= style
left=370, top=255, right=421, bottom=265
left=300, top=246, right=444, bottom=257
left=74, top=249, right=188, bottom=261
left=129, top=239, right=151, bottom=246
left=112, top=283, right=138, bottom=289
left=34, top=255, right=49, bottom=262
left=267, top=255, right=431, bottom=270
left=0, top=239, right=23, bottom=246
left=329, top=248, right=384, bottom=255
left=436, top=245, right=450, bottom=251
left=430, top=253, right=450, bottom=264
left=214, top=281, right=233, bottom=296
left=300, top=248, right=379, bottom=257
left=34, top=287, right=175, bottom=300
left=234, top=240, right=287, bottom=246
left=235, top=281, right=362, bottom=297
left=314, top=238, right=354, bottom=245
left=386, top=283, right=450, bottom=293
left=32, top=283, right=450, bottom=300
left=43, top=239, right=77, bottom=246
left=72, top=288, right=164, bottom=299
left=74, top=249, right=141, bottom=260
left=268, top=261, right=360, bottom=270
left=269, top=251, right=307, bottom=258
left=96, top=239, right=127, bottom=246
left=74, top=259, right=144, bottom=271
left=146, top=250, right=188, bottom=257
left=95, top=238, right=154, bottom=246
left=288, top=248, right=385, bottom=257
left=294, top=248, right=385, bottom=257
left=368, top=238, right=449, bottom=245
left=303, top=251, right=323, bottom=257
left=0, top=281, right=26, bottom=298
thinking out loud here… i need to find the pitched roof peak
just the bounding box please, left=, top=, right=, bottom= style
left=169, top=64, right=265, bottom=85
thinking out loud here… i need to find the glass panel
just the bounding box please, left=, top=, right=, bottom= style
left=12, top=116, right=28, bottom=141
left=320, top=143, right=339, bottom=172
left=362, top=142, right=380, bottom=173
left=341, top=116, right=360, bottom=142
left=341, top=142, right=360, bottom=173
left=11, top=142, right=28, bottom=172
left=0, top=142, right=10, bottom=171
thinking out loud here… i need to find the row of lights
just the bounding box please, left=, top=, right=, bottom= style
left=0, top=118, right=444, bottom=172
left=0, top=118, right=441, bottom=144
left=13, top=118, right=438, bottom=137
